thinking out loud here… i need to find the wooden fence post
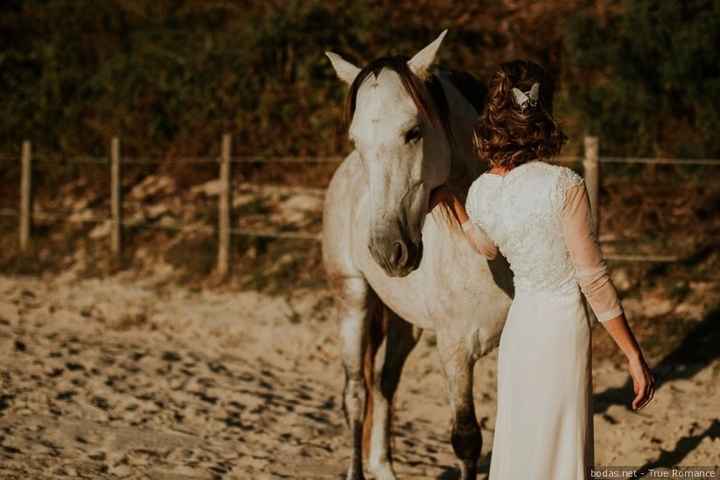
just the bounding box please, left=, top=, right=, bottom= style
left=111, top=137, right=122, bottom=257
left=217, top=133, right=232, bottom=277
left=19, top=140, right=32, bottom=251
left=583, top=136, right=600, bottom=235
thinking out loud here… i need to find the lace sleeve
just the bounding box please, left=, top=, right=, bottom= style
left=561, top=182, right=624, bottom=323
left=552, top=166, right=585, bottom=215
left=463, top=179, right=498, bottom=259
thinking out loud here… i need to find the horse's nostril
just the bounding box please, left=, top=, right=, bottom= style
left=390, top=241, right=408, bottom=268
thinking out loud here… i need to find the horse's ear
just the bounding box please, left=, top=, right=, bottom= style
left=408, top=29, right=448, bottom=80
left=326, top=51, right=361, bottom=85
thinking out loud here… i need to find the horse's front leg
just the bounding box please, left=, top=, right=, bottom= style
left=367, top=308, right=422, bottom=480
left=437, top=335, right=482, bottom=480
left=334, top=275, right=380, bottom=480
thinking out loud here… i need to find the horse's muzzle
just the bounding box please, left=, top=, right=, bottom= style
left=369, top=234, right=423, bottom=277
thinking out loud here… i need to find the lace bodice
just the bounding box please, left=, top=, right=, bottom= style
left=465, top=160, right=623, bottom=322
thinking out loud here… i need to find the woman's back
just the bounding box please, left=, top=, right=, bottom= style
left=467, top=159, right=584, bottom=296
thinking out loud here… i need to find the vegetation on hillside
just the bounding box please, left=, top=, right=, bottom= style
left=0, top=0, right=718, bottom=162
left=563, top=0, right=720, bottom=157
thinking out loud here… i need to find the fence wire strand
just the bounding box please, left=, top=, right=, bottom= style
left=5, top=152, right=720, bottom=166
left=2, top=207, right=321, bottom=241
left=229, top=227, right=320, bottom=241
left=600, top=156, right=720, bottom=166
left=2, top=155, right=347, bottom=165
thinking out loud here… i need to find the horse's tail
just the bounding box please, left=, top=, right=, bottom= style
left=362, top=301, right=389, bottom=462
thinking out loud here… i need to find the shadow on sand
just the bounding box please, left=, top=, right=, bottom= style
left=633, top=419, right=720, bottom=477
left=593, top=307, right=720, bottom=415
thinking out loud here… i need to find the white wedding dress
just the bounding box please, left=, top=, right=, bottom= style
left=464, top=160, right=624, bottom=480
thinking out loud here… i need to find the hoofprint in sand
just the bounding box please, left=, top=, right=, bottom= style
left=0, top=273, right=717, bottom=479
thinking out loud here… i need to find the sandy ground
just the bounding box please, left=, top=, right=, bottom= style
left=0, top=271, right=718, bottom=479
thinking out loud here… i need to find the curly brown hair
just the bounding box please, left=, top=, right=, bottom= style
left=473, top=60, right=567, bottom=169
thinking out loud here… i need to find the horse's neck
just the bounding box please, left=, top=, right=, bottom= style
left=435, top=72, right=485, bottom=198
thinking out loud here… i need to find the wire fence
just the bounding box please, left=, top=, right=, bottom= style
left=2, top=135, right=720, bottom=274
left=6, top=154, right=348, bottom=165
left=8, top=154, right=720, bottom=166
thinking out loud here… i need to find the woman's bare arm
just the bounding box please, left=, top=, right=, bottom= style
left=601, top=314, right=643, bottom=359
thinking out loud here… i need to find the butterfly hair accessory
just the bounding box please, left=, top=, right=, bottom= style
left=511, top=82, right=540, bottom=112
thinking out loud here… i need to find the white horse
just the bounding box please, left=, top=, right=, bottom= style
left=323, top=31, right=513, bottom=480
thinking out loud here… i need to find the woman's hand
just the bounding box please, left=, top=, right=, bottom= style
left=628, top=353, right=655, bottom=411
left=599, top=314, right=655, bottom=411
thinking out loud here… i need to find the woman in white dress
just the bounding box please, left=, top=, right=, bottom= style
left=430, top=60, right=655, bottom=479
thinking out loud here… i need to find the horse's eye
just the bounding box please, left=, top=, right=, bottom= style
left=405, top=125, right=422, bottom=144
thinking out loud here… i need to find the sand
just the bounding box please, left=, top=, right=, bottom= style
left=0, top=272, right=717, bottom=479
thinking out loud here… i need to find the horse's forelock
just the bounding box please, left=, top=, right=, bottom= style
left=344, top=55, right=448, bottom=137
